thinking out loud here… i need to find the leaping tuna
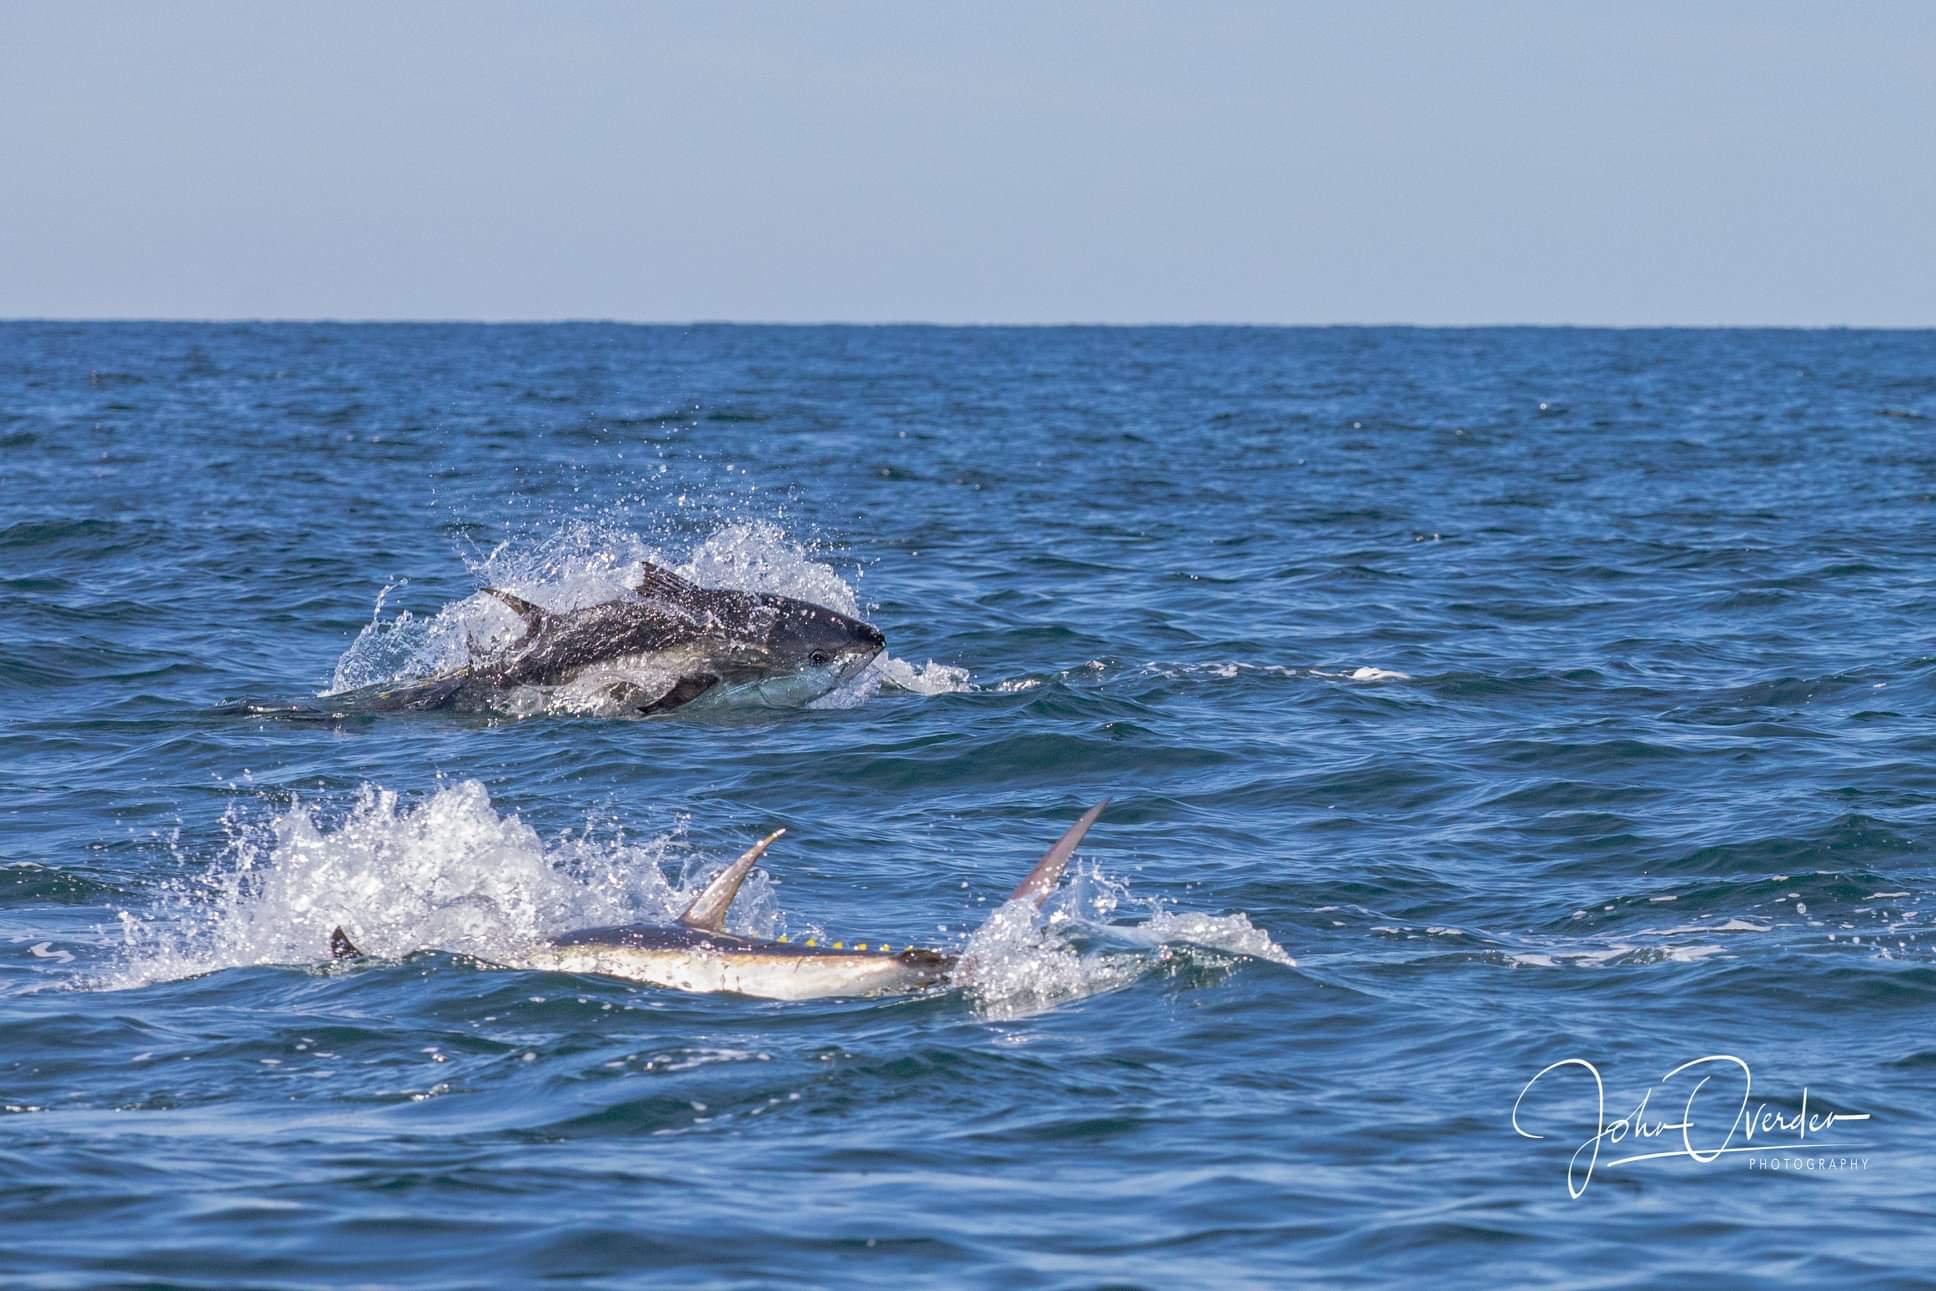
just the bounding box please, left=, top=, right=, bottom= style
left=329, top=802, right=1109, bottom=1000
left=337, top=560, right=886, bottom=716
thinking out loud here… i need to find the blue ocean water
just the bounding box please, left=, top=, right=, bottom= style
left=2, top=322, right=1932, bottom=1287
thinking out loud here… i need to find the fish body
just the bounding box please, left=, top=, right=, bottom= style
left=525, top=925, right=952, bottom=1000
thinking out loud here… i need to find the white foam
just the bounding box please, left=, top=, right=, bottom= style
left=1116, top=909, right=1296, bottom=966
left=810, top=654, right=972, bottom=710
left=1305, top=666, right=1413, bottom=683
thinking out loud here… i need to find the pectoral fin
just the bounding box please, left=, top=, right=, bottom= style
left=637, top=672, right=721, bottom=714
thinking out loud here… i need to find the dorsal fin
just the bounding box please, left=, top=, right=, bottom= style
left=678, top=829, right=786, bottom=932
left=634, top=560, right=705, bottom=603
left=482, top=587, right=549, bottom=632
left=1006, top=800, right=1109, bottom=907
left=329, top=927, right=363, bottom=959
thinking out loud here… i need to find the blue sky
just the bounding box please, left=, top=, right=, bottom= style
left=4, top=2, right=1931, bottom=324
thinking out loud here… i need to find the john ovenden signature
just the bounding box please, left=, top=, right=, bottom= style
left=1512, top=1055, right=1874, bottom=1198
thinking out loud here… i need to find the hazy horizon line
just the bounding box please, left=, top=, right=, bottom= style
left=5, top=317, right=1932, bottom=331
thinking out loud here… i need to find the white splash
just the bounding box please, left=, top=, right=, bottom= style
left=812, top=654, right=973, bottom=709
left=955, top=900, right=1147, bottom=1019
left=95, top=781, right=782, bottom=991
left=955, top=863, right=1295, bottom=1019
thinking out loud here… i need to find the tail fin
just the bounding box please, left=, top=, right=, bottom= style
left=329, top=927, right=363, bottom=959
left=1006, top=800, right=1109, bottom=908
left=679, top=829, right=786, bottom=933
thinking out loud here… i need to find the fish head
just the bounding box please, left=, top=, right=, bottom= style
left=746, top=596, right=885, bottom=703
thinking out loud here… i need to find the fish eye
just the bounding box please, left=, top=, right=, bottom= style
left=809, top=650, right=831, bottom=666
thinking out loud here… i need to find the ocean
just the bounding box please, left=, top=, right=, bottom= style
left=2, top=322, right=1931, bottom=1286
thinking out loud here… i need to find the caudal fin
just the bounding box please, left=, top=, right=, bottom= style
left=679, top=829, right=787, bottom=932
left=1005, top=800, right=1109, bottom=908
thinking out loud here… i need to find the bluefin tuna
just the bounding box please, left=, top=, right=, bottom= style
left=343, top=560, right=885, bottom=715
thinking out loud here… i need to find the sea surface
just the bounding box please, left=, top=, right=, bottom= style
left=2, top=323, right=1932, bottom=1287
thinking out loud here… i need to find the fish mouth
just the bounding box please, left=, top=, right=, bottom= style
left=840, top=642, right=885, bottom=681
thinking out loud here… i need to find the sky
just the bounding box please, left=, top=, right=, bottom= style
left=3, top=2, right=1932, bottom=325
